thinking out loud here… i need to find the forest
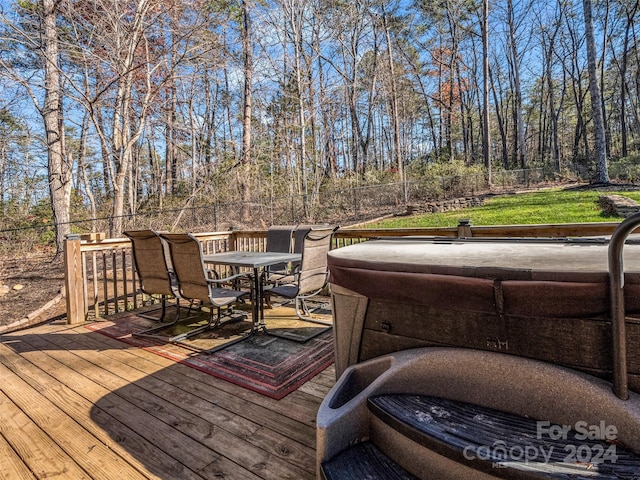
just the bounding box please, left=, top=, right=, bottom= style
left=0, top=0, right=639, bottom=251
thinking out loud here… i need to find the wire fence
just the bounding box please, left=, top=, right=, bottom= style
left=0, top=168, right=546, bottom=256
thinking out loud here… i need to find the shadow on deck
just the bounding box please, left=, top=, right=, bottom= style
left=0, top=300, right=335, bottom=480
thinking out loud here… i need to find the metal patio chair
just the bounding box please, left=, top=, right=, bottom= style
left=262, top=225, right=298, bottom=295
left=124, top=229, right=193, bottom=337
left=265, top=226, right=338, bottom=339
left=265, top=224, right=329, bottom=286
left=159, top=232, right=252, bottom=343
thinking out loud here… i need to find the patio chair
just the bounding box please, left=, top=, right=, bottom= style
left=265, top=226, right=338, bottom=340
left=266, top=225, right=296, bottom=253
left=265, top=224, right=329, bottom=286
left=159, top=232, right=252, bottom=343
left=124, top=229, right=190, bottom=336
left=263, top=225, right=297, bottom=290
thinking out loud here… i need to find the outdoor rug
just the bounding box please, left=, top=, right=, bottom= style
left=85, top=309, right=334, bottom=399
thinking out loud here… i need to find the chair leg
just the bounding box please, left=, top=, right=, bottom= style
left=263, top=292, right=332, bottom=343
left=265, top=293, right=273, bottom=309
left=138, top=295, right=167, bottom=322
left=133, top=299, right=197, bottom=340
left=170, top=306, right=248, bottom=344
left=294, top=296, right=332, bottom=326
left=170, top=307, right=218, bottom=342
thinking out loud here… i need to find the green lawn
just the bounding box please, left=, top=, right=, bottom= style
left=367, top=188, right=640, bottom=228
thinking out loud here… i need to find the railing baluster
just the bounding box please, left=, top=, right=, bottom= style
left=132, top=250, right=138, bottom=310
left=82, top=250, right=88, bottom=321
left=112, top=250, right=119, bottom=313
left=102, top=251, right=109, bottom=316
left=92, top=251, right=99, bottom=319
left=122, top=250, right=129, bottom=311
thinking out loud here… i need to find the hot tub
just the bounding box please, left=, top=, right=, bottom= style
left=328, top=237, right=640, bottom=393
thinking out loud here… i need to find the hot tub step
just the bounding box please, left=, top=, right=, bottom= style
left=320, top=441, right=419, bottom=480
left=368, top=394, right=640, bottom=479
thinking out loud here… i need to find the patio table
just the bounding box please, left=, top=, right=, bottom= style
left=203, top=251, right=301, bottom=333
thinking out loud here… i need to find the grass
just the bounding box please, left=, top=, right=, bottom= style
left=366, top=187, right=640, bottom=228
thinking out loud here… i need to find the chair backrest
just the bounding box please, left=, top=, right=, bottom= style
left=292, top=224, right=328, bottom=253
left=159, top=233, right=210, bottom=302
left=124, top=229, right=174, bottom=297
left=266, top=225, right=295, bottom=253
left=266, top=225, right=295, bottom=271
left=291, top=224, right=330, bottom=271
left=297, top=226, right=338, bottom=294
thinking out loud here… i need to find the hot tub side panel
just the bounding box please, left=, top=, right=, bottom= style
left=330, top=268, right=640, bottom=393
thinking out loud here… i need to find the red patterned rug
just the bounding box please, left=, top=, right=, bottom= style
left=85, top=310, right=334, bottom=399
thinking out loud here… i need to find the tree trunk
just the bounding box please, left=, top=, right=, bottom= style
left=482, top=0, right=491, bottom=182
left=543, top=8, right=562, bottom=173
left=165, top=79, right=177, bottom=196
left=288, top=0, right=309, bottom=211
left=598, top=0, right=611, bottom=158
left=42, top=0, right=72, bottom=254
left=109, top=0, right=152, bottom=236
left=78, top=110, right=97, bottom=230
left=382, top=4, right=405, bottom=203
left=619, top=0, right=638, bottom=158
left=490, top=67, right=509, bottom=169
left=240, top=0, right=253, bottom=223
left=507, top=0, right=526, bottom=169
left=583, top=0, right=609, bottom=183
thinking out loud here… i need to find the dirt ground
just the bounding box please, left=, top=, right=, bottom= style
left=0, top=253, right=67, bottom=329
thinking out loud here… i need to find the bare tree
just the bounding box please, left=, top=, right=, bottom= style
left=583, top=0, right=609, bottom=183
left=616, top=0, right=639, bottom=158
left=0, top=0, right=72, bottom=253
left=238, top=0, right=253, bottom=222
left=536, top=2, right=564, bottom=173
left=41, top=0, right=72, bottom=253
left=60, top=1, right=220, bottom=235
left=319, top=0, right=379, bottom=176
left=562, top=17, right=582, bottom=160
left=284, top=0, right=310, bottom=206
left=504, top=0, right=529, bottom=169
left=489, top=62, right=509, bottom=169
left=482, top=0, right=491, bottom=180
left=381, top=3, right=405, bottom=202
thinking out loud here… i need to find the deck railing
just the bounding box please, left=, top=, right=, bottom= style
left=63, top=220, right=625, bottom=324
left=63, top=231, right=242, bottom=324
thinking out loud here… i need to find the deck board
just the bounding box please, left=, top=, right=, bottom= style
left=0, top=387, right=93, bottom=479
left=0, top=319, right=334, bottom=480
left=61, top=321, right=320, bottom=448
left=1, top=329, right=210, bottom=480
left=0, top=340, right=195, bottom=480
left=0, top=432, right=37, bottom=480
left=0, top=362, right=150, bottom=480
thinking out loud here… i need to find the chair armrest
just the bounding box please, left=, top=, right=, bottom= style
left=207, top=271, right=253, bottom=285
left=205, top=268, right=220, bottom=280
left=267, top=269, right=299, bottom=287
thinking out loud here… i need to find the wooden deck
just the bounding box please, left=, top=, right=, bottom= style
left=0, top=318, right=335, bottom=480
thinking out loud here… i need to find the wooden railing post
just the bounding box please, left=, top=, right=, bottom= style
left=229, top=228, right=238, bottom=251
left=457, top=218, right=472, bottom=238
left=64, top=234, right=86, bottom=324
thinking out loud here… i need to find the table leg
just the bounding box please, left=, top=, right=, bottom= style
left=252, top=267, right=261, bottom=331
